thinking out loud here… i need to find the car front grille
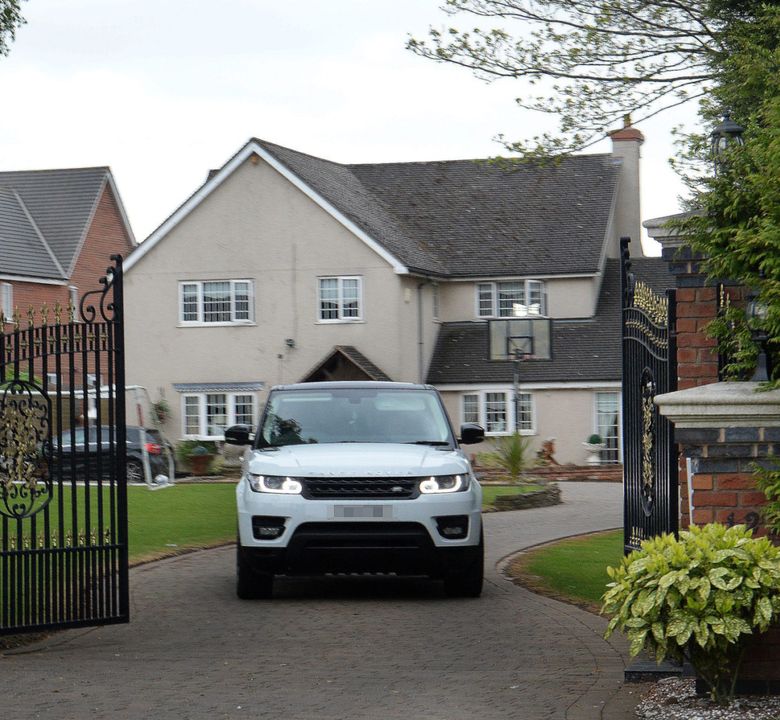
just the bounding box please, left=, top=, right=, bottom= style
left=302, top=477, right=419, bottom=499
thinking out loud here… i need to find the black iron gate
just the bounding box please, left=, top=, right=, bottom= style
left=0, top=256, right=128, bottom=635
left=621, top=238, right=678, bottom=554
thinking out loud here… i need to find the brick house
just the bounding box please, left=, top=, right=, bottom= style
left=0, top=167, right=136, bottom=328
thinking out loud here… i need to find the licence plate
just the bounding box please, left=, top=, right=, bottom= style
left=331, top=504, right=394, bottom=519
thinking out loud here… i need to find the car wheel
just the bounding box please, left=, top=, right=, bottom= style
left=126, top=459, right=144, bottom=484
left=236, top=537, right=274, bottom=600
left=443, top=532, right=484, bottom=598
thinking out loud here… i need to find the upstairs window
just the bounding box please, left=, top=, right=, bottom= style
left=179, top=280, right=254, bottom=325
left=477, top=280, right=546, bottom=318
left=318, top=276, right=362, bottom=322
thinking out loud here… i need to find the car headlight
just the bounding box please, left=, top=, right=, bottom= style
left=419, top=474, right=466, bottom=494
left=247, top=474, right=303, bottom=494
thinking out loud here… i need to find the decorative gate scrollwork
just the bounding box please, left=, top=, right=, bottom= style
left=0, top=379, right=52, bottom=519
left=621, top=238, right=678, bottom=553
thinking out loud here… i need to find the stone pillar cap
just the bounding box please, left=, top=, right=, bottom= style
left=655, top=381, right=780, bottom=428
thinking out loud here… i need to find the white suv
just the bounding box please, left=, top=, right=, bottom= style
left=225, top=381, right=485, bottom=599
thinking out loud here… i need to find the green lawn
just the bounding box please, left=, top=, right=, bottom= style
left=515, top=529, right=623, bottom=608
left=128, top=484, right=236, bottom=562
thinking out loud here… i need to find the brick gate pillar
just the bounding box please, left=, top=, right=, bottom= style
left=656, top=382, right=780, bottom=692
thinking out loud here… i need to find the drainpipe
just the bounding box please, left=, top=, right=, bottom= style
left=417, top=282, right=425, bottom=383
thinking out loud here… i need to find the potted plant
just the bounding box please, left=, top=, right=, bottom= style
left=176, top=441, right=216, bottom=477
left=582, top=433, right=604, bottom=466
left=151, top=397, right=170, bottom=425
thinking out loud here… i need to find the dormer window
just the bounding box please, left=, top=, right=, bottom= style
left=477, top=280, right=546, bottom=318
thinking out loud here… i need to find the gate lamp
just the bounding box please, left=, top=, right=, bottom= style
left=710, top=112, right=744, bottom=175
left=746, top=288, right=770, bottom=382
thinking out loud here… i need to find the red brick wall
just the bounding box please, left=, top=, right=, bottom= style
left=69, top=182, right=135, bottom=300
left=675, top=286, right=720, bottom=390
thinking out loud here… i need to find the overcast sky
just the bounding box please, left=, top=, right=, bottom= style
left=0, top=0, right=699, bottom=254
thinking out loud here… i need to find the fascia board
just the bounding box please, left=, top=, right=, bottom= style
left=0, top=274, right=67, bottom=285
left=434, top=381, right=622, bottom=391
left=124, top=140, right=409, bottom=275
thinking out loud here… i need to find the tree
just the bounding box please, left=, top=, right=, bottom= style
left=0, top=0, right=24, bottom=57
left=407, top=1, right=767, bottom=155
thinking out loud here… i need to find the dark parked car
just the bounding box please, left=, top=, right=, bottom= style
left=52, top=425, right=175, bottom=483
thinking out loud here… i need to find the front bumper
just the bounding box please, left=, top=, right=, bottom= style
left=236, top=481, right=482, bottom=576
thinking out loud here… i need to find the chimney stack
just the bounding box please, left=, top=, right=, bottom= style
left=608, top=116, right=645, bottom=258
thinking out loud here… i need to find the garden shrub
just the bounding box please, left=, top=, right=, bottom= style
left=478, top=432, right=534, bottom=484
left=602, top=523, right=780, bottom=704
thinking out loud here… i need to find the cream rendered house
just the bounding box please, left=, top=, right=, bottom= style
left=123, top=123, right=671, bottom=464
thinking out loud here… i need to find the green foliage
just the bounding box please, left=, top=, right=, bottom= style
left=602, top=524, right=780, bottom=704
left=586, top=434, right=603, bottom=445
left=0, top=1, right=24, bottom=56
left=478, top=432, right=533, bottom=483
left=175, top=440, right=218, bottom=464
left=672, top=6, right=780, bottom=385
left=753, top=458, right=780, bottom=533
left=706, top=295, right=758, bottom=380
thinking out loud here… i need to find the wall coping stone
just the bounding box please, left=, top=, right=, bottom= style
left=655, top=382, right=780, bottom=428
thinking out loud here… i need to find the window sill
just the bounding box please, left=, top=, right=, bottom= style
left=315, top=319, right=365, bottom=325
left=178, top=322, right=257, bottom=328
left=484, top=430, right=537, bottom=437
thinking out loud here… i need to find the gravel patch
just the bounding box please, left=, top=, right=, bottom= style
left=637, top=678, right=780, bottom=719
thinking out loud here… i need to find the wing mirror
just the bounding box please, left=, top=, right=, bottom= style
left=224, top=424, right=254, bottom=446
left=459, top=423, right=485, bottom=445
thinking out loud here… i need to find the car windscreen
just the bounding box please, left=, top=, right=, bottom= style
left=258, top=388, right=453, bottom=447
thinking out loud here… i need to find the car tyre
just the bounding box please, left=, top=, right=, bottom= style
left=236, top=538, right=274, bottom=600
left=126, top=459, right=144, bottom=484
left=443, top=532, right=484, bottom=598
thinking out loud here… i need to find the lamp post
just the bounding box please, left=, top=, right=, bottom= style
left=710, top=111, right=744, bottom=175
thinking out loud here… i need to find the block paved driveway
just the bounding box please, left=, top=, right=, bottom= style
left=2, top=482, right=637, bottom=720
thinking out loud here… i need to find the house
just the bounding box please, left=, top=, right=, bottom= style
left=123, top=123, right=672, bottom=464
left=0, top=167, right=136, bottom=331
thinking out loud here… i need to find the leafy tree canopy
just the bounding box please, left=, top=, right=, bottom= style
left=408, top=1, right=770, bottom=156
left=0, top=0, right=24, bottom=56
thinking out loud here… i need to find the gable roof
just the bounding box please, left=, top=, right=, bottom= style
left=126, top=138, right=622, bottom=277
left=0, top=167, right=135, bottom=280
left=302, top=345, right=393, bottom=383
left=426, top=258, right=674, bottom=385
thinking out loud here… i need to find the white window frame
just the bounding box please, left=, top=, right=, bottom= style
left=461, top=390, right=535, bottom=436
left=476, top=280, right=547, bottom=318
left=181, top=392, right=257, bottom=440
left=594, top=391, right=622, bottom=463
left=178, top=280, right=255, bottom=326
left=1, top=282, right=12, bottom=320
left=317, top=276, right=363, bottom=323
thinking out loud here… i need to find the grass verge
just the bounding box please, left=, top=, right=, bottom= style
left=481, top=484, right=544, bottom=508
left=505, top=529, right=623, bottom=614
